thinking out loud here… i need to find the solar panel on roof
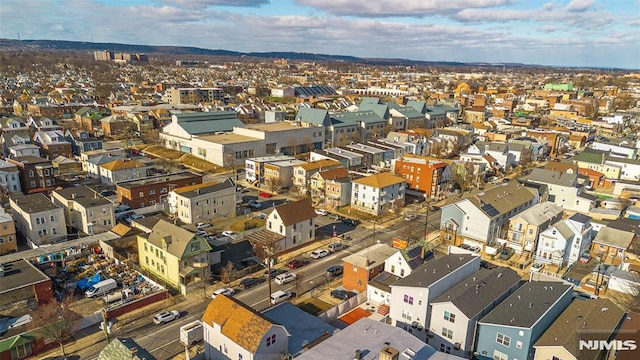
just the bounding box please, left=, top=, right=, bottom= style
left=407, top=247, right=422, bottom=259
left=481, top=203, right=500, bottom=217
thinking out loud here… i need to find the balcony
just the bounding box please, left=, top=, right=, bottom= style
left=192, top=260, right=208, bottom=268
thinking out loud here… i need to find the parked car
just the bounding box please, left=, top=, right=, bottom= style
left=247, top=200, right=262, bottom=209
left=195, top=230, right=208, bottom=237
left=211, top=287, right=235, bottom=299
left=341, top=218, right=359, bottom=226
left=459, top=244, right=471, bottom=250
left=429, top=205, right=441, bottom=212
left=404, top=214, right=417, bottom=221
left=287, top=259, right=309, bottom=269
left=326, top=265, right=344, bottom=277
left=328, top=213, right=342, bottom=220
left=258, top=192, right=273, bottom=198
left=499, top=248, right=515, bottom=260
left=264, top=268, right=287, bottom=279
left=328, top=243, right=347, bottom=252
left=153, top=310, right=180, bottom=325
left=274, top=272, right=297, bottom=285
left=579, top=254, right=592, bottom=264
left=125, top=214, right=145, bottom=224
left=315, top=209, right=328, bottom=216
left=196, top=222, right=211, bottom=229
left=330, top=289, right=356, bottom=301
left=221, top=231, right=239, bottom=239
left=239, top=277, right=264, bottom=289
left=480, top=260, right=497, bottom=270
left=468, top=245, right=481, bottom=253
left=311, top=249, right=330, bottom=259
left=530, top=262, right=545, bottom=272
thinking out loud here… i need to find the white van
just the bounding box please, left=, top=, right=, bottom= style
left=85, top=278, right=118, bottom=298
left=270, top=290, right=296, bottom=305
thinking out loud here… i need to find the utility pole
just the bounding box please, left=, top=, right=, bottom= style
left=264, top=245, right=275, bottom=301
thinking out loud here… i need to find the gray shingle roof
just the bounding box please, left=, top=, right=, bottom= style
left=465, top=181, right=536, bottom=219
left=479, top=282, right=572, bottom=328
left=391, top=255, right=478, bottom=288
left=592, top=226, right=635, bottom=249
left=510, top=201, right=563, bottom=226
left=523, top=168, right=578, bottom=187
left=432, top=268, right=522, bottom=318
left=534, top=298, right=625, bottom=358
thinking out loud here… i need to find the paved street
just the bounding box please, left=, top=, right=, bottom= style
left=66, top=200, right=443, bottom=360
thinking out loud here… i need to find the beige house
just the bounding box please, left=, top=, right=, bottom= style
left=51, top=186, right=115, bottom=236
left=202, top=295, right=289, bottom=360
left=292, top=159, right=342, bottom=195
left=533, top=299, right=625, bottom=360
left=263, top=159, right=305, bottom=192
left=137, top=220, right=211, bottom=295
left=0, top=208, right=17, bottom=255
left=309, top=167, right=349, bottom=205
left=167, top=179, right=236, bottom=224
left=506, top=201, right=564, bottom=256
left=98, top=158, right=151, bottom=185
left=264, top=199, right=317, bottom=252
left=10, top=193, right=67, bottom=248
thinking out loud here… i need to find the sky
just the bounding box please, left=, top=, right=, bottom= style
left=1, top=0, right=639, bottom=69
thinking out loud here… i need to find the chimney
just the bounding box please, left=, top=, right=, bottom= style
left=379, top=346, right=399, bottom=360
left=71, top=193, right=76, bottom=199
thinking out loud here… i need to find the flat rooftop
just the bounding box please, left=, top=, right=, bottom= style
left=0, top=259, right=50, bottom=294
left=197, top=132, right=262, bottom=144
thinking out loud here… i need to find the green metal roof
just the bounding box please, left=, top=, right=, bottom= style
left=295, top=108, right=330, bottom=126
left=573, top=148, right=606, bottom=164
left=0, top=334, right=34, bottom=353
left=331, top=110, right=385, bottom=125
left=358, top=102, right=389, bottom=120
left=176, top=111, right=244, bottom=135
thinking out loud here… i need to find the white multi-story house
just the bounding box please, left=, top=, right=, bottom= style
left=429, top=268, right=521, bottom=358
left=265, top=199, right=317, bottom=251
left=350, top=173, right=406, bottom=216
left=535, top=213, right=593, bottom=267
left=202, top=295, right=289, bottom=360
left=604, top=156, right=640, bottom=181
left=465, top=142, right=517, bottom=170
left=440, top=181, right=539, bottom=249
left=98, top=159, right=151, bottom=185
left=388, top=254, right=480, bottom=343
left=167, top=179, right=236, bottom=224
left=51, top=186, right=115, bottom=235
left=0, top=159, right=21, bottom=193
left=10, top=193, right=67, bottom=248
left=522, top=168, right=595, bottom=212
left=505, top=202, right=564, bottom=256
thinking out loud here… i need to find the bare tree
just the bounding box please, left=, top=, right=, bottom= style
left=29, top=296, right=78, bottom=357
left=220, top=261, right=236, bottom=284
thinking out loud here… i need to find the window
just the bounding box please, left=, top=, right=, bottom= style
left=149, top=189, right=156, bottom=195
left=52, top=228, right=57, bottom=235
left=139, top=191, right=144, bottom=197
left=266, top=334, right=276, bottom=346
left=552, top=357, right=562, bottom=360
left=441, top=327, right=453, bottom=339
left=403, top=294, right=414, bottom=305
left=12, top=343, right=32, bottom=358
left=516, top=340, right=523, bottom=349
left=401, top=309, right=412, bottom=321
left=439, top=344, right=451, bottom=354
left=444, top=311, right=455, bottom=323
left=50, top=215, right=55, bottom=222
left=8, top=236, right=13, bottom=242
left=239, top=354, right=243, bottom=360
left=497, top=333, right=511, bottom=347
left=0, top=238, right=3, bottom=244
left=493, top=350, right=508, bottom=360
left=29, top=170, right=34, bottom=177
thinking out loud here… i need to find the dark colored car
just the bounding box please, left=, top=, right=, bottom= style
left=499, top=248, right=515, bottom=260
left=326, top=265, right=344, bottom=277
left=264, top=268, right=287, bottom=279
left=429, top=205, right=441, bottom=212
left=287, top=259, right=309, bottom=269
left=330, top=289, right=356, bottom=301
left=341, top=218, right=360, bottom=226
left=480, top=260, right=497, bottom=270
left=239, top=277, right=264, bottom=289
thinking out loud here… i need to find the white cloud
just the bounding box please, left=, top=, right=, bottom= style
left=160, top=0, right=269, bottom=7
left=566, top=0, right=595, bottom=12
left=295, top=0, right=514, bottom=17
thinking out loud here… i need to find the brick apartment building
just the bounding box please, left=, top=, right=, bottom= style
left=7, top=156, right=56, bottom=194
left=393, top=155, right=449, bottom=198
left=117, top=172, right=203, bottom=209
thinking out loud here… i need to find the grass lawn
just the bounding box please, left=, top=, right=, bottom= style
left=228, top=217, right=267, bottom=232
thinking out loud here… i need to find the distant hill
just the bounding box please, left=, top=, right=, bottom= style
left=0, top=38, right=555, bottom=69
